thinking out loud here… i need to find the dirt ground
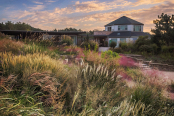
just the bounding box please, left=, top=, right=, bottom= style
left=160, top=71, right=174, bottom=83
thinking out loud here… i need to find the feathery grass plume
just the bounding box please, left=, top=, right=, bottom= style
left=22, top=43, right=60, bottom=59
left=108, top=99, right=150, bottom=116
left=0, top=93, right=45, bottom=116
left=142, top=69, right=167, bottom=89
left=67, top=64, right=128, bottom=114
left=0, top=75, right=46, bottom=115
left=0, top=39, right=24, bottom=54
left=130, top=85, right=169, bottom=115
left=85, top=51, right=120, bottom=71
left=126, top=68, right=145, bottom=83
left=0, top=52, right=66, bottom=78
left=60, top=35, right=73, bottom=46
left=22, top=44, right=47, bottom=54
left=28, top=72, right=67, bottom=112
left=0, top=72, right=68, bottom=115
left=0, top=32, right=9, bottom=40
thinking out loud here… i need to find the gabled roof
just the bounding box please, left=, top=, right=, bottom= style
left=105, top=16, right=144, bottom=27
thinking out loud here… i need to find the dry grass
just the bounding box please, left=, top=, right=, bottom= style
left=0, top=52, right=66, bottom=78
left=85, top=51, right=119, bottom=71
left=0, top=39, right=24, bottom=54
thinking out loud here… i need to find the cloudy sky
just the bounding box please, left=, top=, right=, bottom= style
left=0, top=0, right=174, bottom=32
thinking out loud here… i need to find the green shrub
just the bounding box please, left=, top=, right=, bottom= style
left=135, top=36, right=151, bottom=50
left=39, top=39, right=53, bottom=47
left=101, top=50, right=119, bottom=58
left=131, top=86, right=154, bottom=106
left=22, top=44, right=48, bottom=54
left=169, top=46, right=174, bottom=53
left=81, top=40, right=99, bottom=50
left=104, top=41, right=108, bottom=47
left=61, top=35, right=73, bottom=46
left=162, top=46, right=174, bottom=54
left=113, top=47, right=123, bottom=53
left=119, top=42, right=127, bottom=50
left=127, top=42, right=136, bottom=52
left=139, top=45, right=153, bottom=53
left=151, top=43, right=158, bottom=54
left=131, top=85, right=165, bottom=115
left=110, top=41, right=117, bottom=48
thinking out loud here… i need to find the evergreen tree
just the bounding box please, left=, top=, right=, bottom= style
left=151, top=13, right=174, bottom=46
left=53, top=28, right=57, bottom=32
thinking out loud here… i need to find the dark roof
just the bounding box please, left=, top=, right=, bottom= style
left=93, top=35, right=108, bottom=37
left=105, top=16, right=144, bottom=26
left=108, top=31, right=150, bottom=38
left=131, top=32, right=151, bottom=36
left=0, top=30, right=86, bottom=36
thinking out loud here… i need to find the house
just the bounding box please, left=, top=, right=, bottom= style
left=93, top=16, right=151, bottom=50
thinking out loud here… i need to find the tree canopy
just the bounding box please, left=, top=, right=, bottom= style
left=0, top=21, right=43, bottom=31
left=58, top=27, right=82, bottom=32
left=151, top=13, right=174, bottom=46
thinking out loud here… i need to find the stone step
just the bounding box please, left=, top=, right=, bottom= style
left=124, top=54, right=174, bottom=71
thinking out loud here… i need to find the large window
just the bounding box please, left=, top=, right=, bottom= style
left=108, top=27, right=111, bottom=31
left=120, top=38, right=126, bottom=43
left=109, top=38, right=117, bottom=47
left=134, top=25, right=141, bottom=31
left=118, top=25, right=127, bottom=31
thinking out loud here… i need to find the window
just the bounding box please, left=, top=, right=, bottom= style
left=117, top=33, right=120, bottom=35
left=120, top=38, right=126, bottom=43
left=108, top=27, right=111, bottom=31
left=134, top=25, right=141, bottom=31
left=118, top=25, right=127, bottom=31
left=109, top=38, right=117, bottom=47
left=133, top=38, right=137, bottom=43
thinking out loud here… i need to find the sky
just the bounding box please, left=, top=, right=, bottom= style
left=0, top=0, right=174, bottom=32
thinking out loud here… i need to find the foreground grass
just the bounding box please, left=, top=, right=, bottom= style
left=0, top=37, right=174, bottom=115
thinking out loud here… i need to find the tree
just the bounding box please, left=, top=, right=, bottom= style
left=151, top=13, right=174, bottom=46
left=88, top=30, right=94, bottom=35
left=59, top=27, right=83, bottom=32
left=53, top=28, right=57, bottom=32
left=0, top=21, right=43, bottom=31
left=5, top=21, right=14, bottom=30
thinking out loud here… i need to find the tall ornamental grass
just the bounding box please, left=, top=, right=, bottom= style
left=64, top=64, right=129, bottom=115
left=0, top=52, right=66, bottom=78
left=0, top=39, right=24, bottom=54
left=85, top=51, right=120, bottom=71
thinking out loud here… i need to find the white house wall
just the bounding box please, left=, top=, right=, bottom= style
left=117, top=38, right=120, bottom=47
left=141, top=25, right=143, bottom=32
left=112, top=26, right=115, bottom=31
left=105, top=27, right=107, bottom=31
left=114, top=25, right=118, bottom=31
left=127, top=25, right=134, bottom=31
left=105, top=25, right=145, bottom=31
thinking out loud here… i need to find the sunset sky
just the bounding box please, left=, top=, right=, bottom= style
left=0, top=0, right=174, bottom=32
